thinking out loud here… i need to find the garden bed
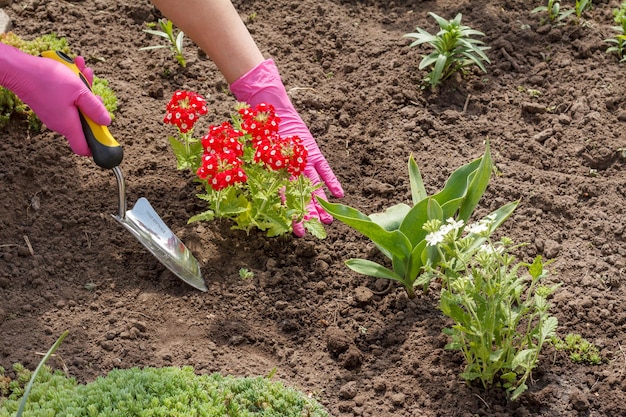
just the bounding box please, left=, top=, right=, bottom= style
left=1, top=0, right=625, bottom=416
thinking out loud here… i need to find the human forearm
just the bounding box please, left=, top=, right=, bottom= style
left=149, top=0, right=264, bottom=83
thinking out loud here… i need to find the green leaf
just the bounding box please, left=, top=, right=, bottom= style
left=528, top=255, right=545, bottom=279
left=457, top=140, right=493, bottom=222
left=188, top=210, right=215, bottom=223
left=431, top=53, right=449, bottom=86
left=142, top=29, right=171, bottom=38
left=408, top=154, right=427, bottom=205
left=511, top=348, right=536, bottom=371
left=369, top=203, right=411, bottom=232
left=317, top=198, right=412, bottom=260
left=345, top=259, right=405, bottom=283
left=398, top=197, right=432, bottom=246
left=304, top=218, right=327, bottom=239
left=541, top=316, right=558, bottom=341
left=510, top=383, right=529, bottom=401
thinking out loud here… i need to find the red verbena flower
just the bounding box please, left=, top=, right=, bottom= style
left=201, top=122, right=244, bottom=157
left=239, top=103, right=280, bottom=141
left=254, top=134, right=308, bottom=176
left=197, top=151, right=247, bottom=191
left=164, top=90, right=208, bottom=133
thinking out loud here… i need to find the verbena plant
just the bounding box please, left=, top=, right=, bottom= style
left=605, top=2, right=626, bottom=62
left=163, top=91, right=324, bottom=238
left=421, top=219, right=559, bottom=400
left=403, top=13, right=490, bottom=89
left=531, top=0, right=575, bottom=24
left=318, top=141, right=518, bottom=299
left=140, top=18, right=186, bottom=68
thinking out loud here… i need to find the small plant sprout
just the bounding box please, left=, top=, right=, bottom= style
left=552, top=333, right=604, bottom=365
left=239, top=268, right=254, bottom=280
left=403, top=13, right=491, bottom=89
left=574, top=0, right=593, bottom=21
left=140, top=18, right=186, bottom=68
left=531, top=0, right=575, bottom=24
left=605, top=2, right=626, bottom=62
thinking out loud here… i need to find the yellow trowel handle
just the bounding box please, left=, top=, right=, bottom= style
left=41, top=50, right=123, bottom=170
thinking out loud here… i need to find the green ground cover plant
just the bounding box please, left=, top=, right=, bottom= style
left=552, top=333, right=604, bottom=365
left=0, top=365, right=328, bottom=416
left=403, top=13, right=490, bottom=89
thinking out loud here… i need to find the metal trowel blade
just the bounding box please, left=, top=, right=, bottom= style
left=114, top=197, right=207, bottom=292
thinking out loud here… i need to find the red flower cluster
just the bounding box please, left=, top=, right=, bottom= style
left=197, top=103, right=308, bottom=191
left=253, top=134, right=307, bottom=176
left=163, top=90, right=208, bottom=133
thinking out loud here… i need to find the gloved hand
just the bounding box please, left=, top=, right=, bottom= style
left=230, top=59, right=344, bottom=237
left=0, top=44, right=111, bottom=156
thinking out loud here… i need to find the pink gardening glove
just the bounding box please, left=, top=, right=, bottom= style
left=230, top=59, right=344, bottom=237
left=0, top=44, right=111, bottom=156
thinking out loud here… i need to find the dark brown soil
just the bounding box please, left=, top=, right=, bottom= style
left=1, top=0, right=625, bottom=416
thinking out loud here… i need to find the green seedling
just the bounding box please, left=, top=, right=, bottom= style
left=239, top=268, right=254, bottom=280
left=140, top=18, right=186, bottom=68
left=605, top=2, right=626, bottom=62
left=531, top=0, right=574, bottom=23
left=403, top=13, right=490, bottom=89
left=552, top=333, right=604, bottom=365
left=574, top=0, right=592, bottom=20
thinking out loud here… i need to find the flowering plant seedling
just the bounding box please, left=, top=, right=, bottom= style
left=531, top=0, right=574, bottom=24
left=318, top=141, right=517, bottom=299
left=420, top=219, right=559, bottom=400
left=605, top=2, right=626, bottom=62
left=140, top=18, right=186, bottom=68
left=164, top=91, right=324, bottom=238
left=403, top=13, right=490, bottom=89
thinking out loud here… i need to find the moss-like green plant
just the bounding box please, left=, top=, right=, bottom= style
left=552, top=333, right=604, bottom=365
left=0, top=32, right=118, bottom=130
left=0, top=365, right=329, bottom=416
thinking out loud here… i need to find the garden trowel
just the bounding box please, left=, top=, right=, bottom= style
left=42, top=51, right=207, bottom=292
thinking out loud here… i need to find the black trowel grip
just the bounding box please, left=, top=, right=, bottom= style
left=41, top=50, right=123, bottom=169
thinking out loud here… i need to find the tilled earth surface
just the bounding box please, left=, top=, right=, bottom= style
left=1, top=0, right=625, bottom=416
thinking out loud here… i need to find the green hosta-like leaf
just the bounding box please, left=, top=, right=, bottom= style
left=369, top=203, right=411, bottom=232
left=317, top=199, right=412, bottom=260
left=408, top=154, right=428, bottom=205
left=345, top=259, right=404, bottom=283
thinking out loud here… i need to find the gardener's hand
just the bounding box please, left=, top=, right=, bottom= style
left=0, top=44, right=111, bottom=156
left=230, top=59, right=344, bottom=237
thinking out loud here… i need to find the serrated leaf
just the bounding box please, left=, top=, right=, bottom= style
left=304, top=218, right=327, bottom=239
